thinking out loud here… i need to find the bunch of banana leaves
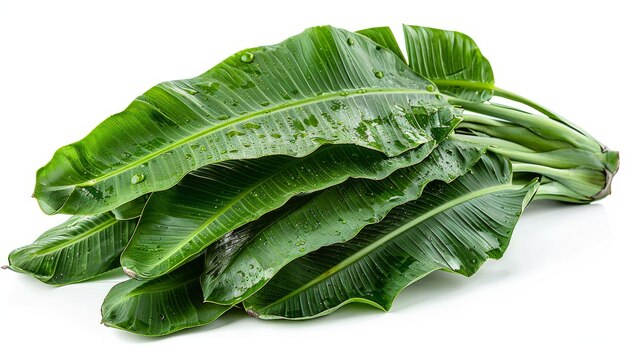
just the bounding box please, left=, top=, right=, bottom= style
left=6, top=25, right=618, bottom=336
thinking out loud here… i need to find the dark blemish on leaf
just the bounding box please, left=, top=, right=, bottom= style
left=123, top=267, right=138, bottom=279
left=246, top=309, right=259, bottom=318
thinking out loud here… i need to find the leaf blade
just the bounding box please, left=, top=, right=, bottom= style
left=101, top=257, right=231, bottom=336
left=243, top=154, right=538, bottom=319
left=402, top=25, right=495, bottom=102
left=35, top=26, right=457, bottom=215
left=201, top=139, right=486, bottom=305
left=8, top=213, right=136, bottom=285
left=356, top=26, right=406, bottom=62
left=121, top=103, right=459, bottom=280
left=110, top=194, right=149, bottom=220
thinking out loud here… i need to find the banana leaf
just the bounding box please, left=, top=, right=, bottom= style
left=356, top=27, right=406, bottom=63
left=243, top=153, right=539, bottom=319
left=201, top=139, right=486, bottom=305
left=358, top=25, right=618, bottom=202
left=8, top=213, right=136, bottom=285
left=101, top=257, right=231, bottom=336
left=35, top=25, right=458, bottom=216
left=110, top=194, right=149, bottom=220
left=120, top=139, right=449, bottom=280
left=402, top=24, right=494, bottom=102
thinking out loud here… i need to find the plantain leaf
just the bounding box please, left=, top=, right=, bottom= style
left=35, top=25, right=458, bottom=216
left=101, top=257, right=231, bottom=336
left=110, top=194, right=149, bottom=220
left=356, top=27, right=406, bottom=63
left=8, top=213, right=136, bottom=285
left=401, top=25, right=494, bottom=102
left=243, top=154, right=539, bottom=319
left=121, top=110, right=458, bottom=280
left=394, top=25, right=619, bottom=203
left=201, top=139, right=486, bottom=305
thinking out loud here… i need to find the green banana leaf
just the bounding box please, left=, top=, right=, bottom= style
left=8, top=213, right=136, bottom=285
left=399, top=24, right=599, bottom=138
left=356, top=27, right=406, bottom=63
left=202, top=139, right=486, bottom=305
left=375, top=25, right=618, bottom=202
left=110, top=194, right=149, bottom=220
left=402, top=24, right=494, bottom=102
left=121, top=110, right=458, bottom=280
left=35, top=25, right=458, bottom=216
left=243, top=153, right=539, bottom=319
left=101, top=257, right=231, bottom=336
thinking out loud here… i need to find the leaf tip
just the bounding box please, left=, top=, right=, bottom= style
left=1, top=265, right=8, bottom=270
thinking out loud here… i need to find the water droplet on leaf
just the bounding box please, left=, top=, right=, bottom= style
left=240, top=52, right=255, bottom=63
left=227, top=130, right=246, bottom=137
left=243, top=123, right=261, bottom=130
left=183, top=88, right=198, bottom=95
left=130, top=174, right=145, bottom=184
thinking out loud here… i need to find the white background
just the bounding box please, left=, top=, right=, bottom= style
left=1, top=1, right=624, bottom=350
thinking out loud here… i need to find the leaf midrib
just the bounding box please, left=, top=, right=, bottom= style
left=432, top=79, right=494, bottom=91
left=126, top=275, right=198, bottom=299
left=254, top=182, right=518, bottom=312
left=34, top=217, right=118, bottom=255
left=75, top=87, right=434, bottom=187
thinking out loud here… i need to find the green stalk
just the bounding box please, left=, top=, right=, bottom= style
left=436, top=79, right=607, bottom=148
left=452, top=134, right=534, bottom=153
left=512, top=162, right=607, bottom=201
left=447, top=97, right=599, bottom=152
left=458, top=120, right=572, bottom=152
left=492, top=87, right=603, bottom=146
left=443, top=88, right=619, bottom=203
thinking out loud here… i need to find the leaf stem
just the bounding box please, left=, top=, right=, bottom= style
left=451, top=134, right=534, bottom=153
left=492, top=87, right=603, bottom=146
left=445, top=91, right=619, bottom=203
left=435, top=79, right=604, bottom=147
left=447, top=97, right=599, bottom=152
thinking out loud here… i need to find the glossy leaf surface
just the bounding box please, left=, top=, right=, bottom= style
left=110, top=195, right=149, bottom=220
left=356, top=27, right=406, bottom=63
left=121, top=112, right=458, bottom=280
left=402, top=25, right=494, bottom=102
left=35, top=25, right=456, bottom=215
left=101, top=257, right=231, bottom=336
left=243, top=154, right=538, bottom=319
left=394, top=25, right=619, bottom=203
left=202, top=140, right=485, bottom=305
left=8, top=213, right=136, bottom=285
